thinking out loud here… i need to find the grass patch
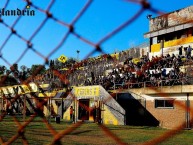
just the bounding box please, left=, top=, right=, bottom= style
left=0, top=116, right=193, bottom=145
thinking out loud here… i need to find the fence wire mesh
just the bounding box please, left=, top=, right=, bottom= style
left=0, top=0, right=193, bottom=145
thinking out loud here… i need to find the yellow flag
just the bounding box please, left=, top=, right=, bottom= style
left=132, top=58, right=141, bottom=64
left=110, top=53, right=119, bottom=59
left=58, top=54, right=68, bottom=63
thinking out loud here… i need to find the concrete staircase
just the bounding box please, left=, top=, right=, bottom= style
left=99, top=86, right=125, bottom=125
left=59, top=90, right=74, bottom=118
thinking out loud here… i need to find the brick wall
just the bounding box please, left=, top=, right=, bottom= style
left=189, top=99, right=193, bottom=128
left=146, top=100, right=186, bottom=129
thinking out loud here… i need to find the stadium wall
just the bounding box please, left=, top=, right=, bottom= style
left=144, top=94, right=188, bottom=129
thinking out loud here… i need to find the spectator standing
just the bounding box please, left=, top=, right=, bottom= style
left=92, top=106, right=97, bottom=122
left=70, top=106, right=74, bottom=123
left=184, top=47, right=187, bottom=57
left=187, top=45, right=192, bottom=58
left=96, top=106, right=102, bottom=124
left=178, top=46, right=183, bottom=56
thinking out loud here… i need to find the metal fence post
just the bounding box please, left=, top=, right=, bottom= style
left=23, top=95, right=26, bottom=122
left=144, top=82, right=146, bottom=88
left=48, top=98, right=51, bottom=124
left=0, top=98, right=1, bottom=116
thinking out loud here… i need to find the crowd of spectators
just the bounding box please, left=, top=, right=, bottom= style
left=80, top=54, right=190, bottom=90
left=33, top=46, right=193, bottom=91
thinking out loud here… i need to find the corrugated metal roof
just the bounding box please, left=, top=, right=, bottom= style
left=54, top=92, right=64, bottom=98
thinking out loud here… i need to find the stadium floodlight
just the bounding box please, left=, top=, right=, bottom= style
left=147, top=14, right=152, bottom=19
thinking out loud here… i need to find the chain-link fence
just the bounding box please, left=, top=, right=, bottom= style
left=0, top=0, right=193, bottom=145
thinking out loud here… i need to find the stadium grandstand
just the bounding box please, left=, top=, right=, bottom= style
left=1, top=5, right=193, bottom=129
left=34, top=5, right=193, bottom=129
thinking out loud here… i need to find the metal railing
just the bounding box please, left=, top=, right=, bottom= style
left=0, top=0, right=193, bottom=145
left=112, top=77, right=192, bottom=90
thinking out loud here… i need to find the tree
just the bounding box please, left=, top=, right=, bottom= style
left=0, top=65, right=18, bottom=86
left=6, top=69, right=11, bottom=75
left=10, top=63, right=19, bottom=72
left=0, top=75, right=19, bottom=87
left=20, top=65, right=27, bottom=72
left=66, top=57, right=77, bottom=65
left=19, top=65, right=29, bottom=80
left=0, top=65, right=6, bottom=75
left=54, top=59, right=62, bottom=69
left=49, top=59, right=55, bottom=69
left=30, top=64, right=46, bottom=75
left=10, top=63, right=19, bottom=79
left=49, top=57, right=77, bottom=70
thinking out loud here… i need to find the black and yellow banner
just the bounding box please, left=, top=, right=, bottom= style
left=74, top=86, right=99, bottom=97
left=58, top=54, right=68, bottom=63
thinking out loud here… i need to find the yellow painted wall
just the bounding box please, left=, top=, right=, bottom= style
left=151, top=43, right=160, bottom=52
left=43, top=106, right=49, bottom=117
left=63, top=103, right=73, bottom=120
left=52, top=101, right=58, bottom=114
left=43, top=101, right=58, bottom=117
left=164, top=36, right=193, bottom=48
left=38, top=92, right=57, bottom=97
left=103, top=105, right=119, bottom=125
left=151, top=36, right=193, bottom=53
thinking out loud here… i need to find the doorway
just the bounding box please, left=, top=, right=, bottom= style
left=78, top=99, right=89, bottom=120
left=116, top=93, right=159, bottom=126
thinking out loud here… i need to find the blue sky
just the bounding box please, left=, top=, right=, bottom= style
left=0, top=0, right=193, bottom=68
